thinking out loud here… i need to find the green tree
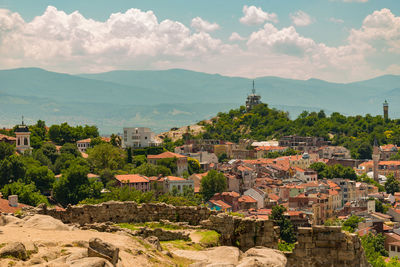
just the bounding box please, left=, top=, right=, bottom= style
left=188, top=157, right=201, bottom=174
left=270, top=205, right=296, bottom=243
left=60, top=143, right=80, bottom=157
left=41, top=142, right=58, bottom=164
left=110, top=134, right=121, bottom=147
left=361, top=233, right=388, bottom=267
left=157, top=157, right=177, bottom=174
left=0, top=155, right=26, bottom=186
left=385, top=174, right=400, bottom=195
left=133, top=163, right=171, bottom=177
left=25, top=166, right=55, bottom=194
left=126, top=148, right=133, bottom=164
left=218, top=153, right=228, bottom=163
left=375, top=199, right=389, bottom=214
left=1, top=181, right=48, bottom=206
left=87, top=143, right=125, bottom=171
left=0, top=142, right=14, bottom=160
left=342, top=215, right=364, bottom=233
left=200, top=170, right=227, bottom=201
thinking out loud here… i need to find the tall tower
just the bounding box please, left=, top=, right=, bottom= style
left=383, top=100, right=389, bottom=120
left=15, top=116, right=31, bottom=154
left=245, top=80, right=262, bottom=111
left=372, top=137, right=380, bottom=182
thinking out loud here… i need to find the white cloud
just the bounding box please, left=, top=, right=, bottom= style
left=0, top=6, right=400, bottom=83
left=290, top=10, right=313, bottom=26
left=329, top=17, right=344, bottom=24
left=229, top=32, right=245, bottom=41
left=239, top=5, right=278, bottom=25
left=191, top=17, right=220, bottom=32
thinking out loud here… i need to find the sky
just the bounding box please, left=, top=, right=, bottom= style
left=0, top=0, right=400, bottom=82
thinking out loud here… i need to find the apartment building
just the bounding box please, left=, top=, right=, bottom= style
left=123, top=127, right=160, bottom=148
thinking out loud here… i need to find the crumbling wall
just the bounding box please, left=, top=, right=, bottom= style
left=200, top=213, right=279, bottom=251
left=287, top=226, right=370, bottom=267
left=37, top=201, right=214, bottom=225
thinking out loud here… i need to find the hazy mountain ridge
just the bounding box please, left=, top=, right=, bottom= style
left=0, top=67, right=398, bottom=133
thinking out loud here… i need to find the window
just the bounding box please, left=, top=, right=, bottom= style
left=24, top=137, right=28, bottom=145
left=392, top=245, right=396, bottom=251
left=178, top=185, right=181, bottom=191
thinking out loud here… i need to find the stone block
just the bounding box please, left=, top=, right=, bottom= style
left=88, top=238, right=119, bottom=266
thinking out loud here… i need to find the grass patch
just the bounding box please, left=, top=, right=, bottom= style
left=117, top=222, right=185, bottom=231
left=132, top=237, right=152, bottom=250
left=0, top=243, right=6, bottom=249
left=228, top=212, right=245, bottom=218
left=160, top=240, right=203, bottom=251
left=278, top=241, right=295, bottom=252
left=194, top=230, right=220, bottom=247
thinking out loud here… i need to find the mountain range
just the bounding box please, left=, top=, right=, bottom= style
left=0, top=67, right=399, bottom=134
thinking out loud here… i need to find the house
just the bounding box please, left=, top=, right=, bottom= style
left=244, top=188, right=266, bottom=209
left=114, top=174, right=150, bottom=192
left=317, top=146, right=351, bottom=159
left=0, top=195, right=31, bottom=214
left=380, top=144, right=399, bottom=161
left=207, top=199, right=232, bottom=212
left=147, top=151, right=188, bottom=176
left=122, top=127, right=161, bottom=148
left=186, top=152, right=218, bottom=171
left=278, top=135, right=329, bottom=152
left=76, top=137, right=111, bottom=153
left=294, top=167, right=317, bottom=182
left=188, top=172, right=208, bottom=193
left=163, top=176, right=194, bottom=194
left=210, top=192, right=240, bottom=211
left=238, top=195, right=258, bottom=210
left=0, top=134, right=16, bottom=145
left=255, top=146, right=288, bottom=159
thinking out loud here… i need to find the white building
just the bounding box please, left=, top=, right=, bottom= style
left=163, top=176, right=194, bottom=194
left=15, top=122, right=31, bottom=154
left=123, top=127, right=160, bottom=148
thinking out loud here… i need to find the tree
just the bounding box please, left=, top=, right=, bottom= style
left=0, top=142, right=14, bottom=161
left=385, top=173, right=400, bottom=195
left=53, top=163, right=102, bottom=206
left=157, top=157, right=177, bottom=174
left=188, top=157, right=200, bottom=174
left=200, top=170, right=227, bottom=201
left=25, top=166, right=55, bottom=194
left=342, top=215, right=364, bottom=233
left=218, top=153, right=228, bottom=163
left=0, top=155, right=26, bottom=186
left=375, top=199, right=389, bottom=214
left=87, top=143, right=125, bottom=171
left=110, top=134, right=122, bottom=147
left=361, top=233, right=388, bottom=266
left=1, top=181, right=48, bottom=206
left=60, top=143, right=80, bottom=157
left=270, top=205, right=296, bottom=243
left=309, top=162, right=327, bottom=179
left=133, top=163, right=171, bottom=177
left=126, top=148, right=133, bottom=164
left=41, top=143, right=58, bottom=164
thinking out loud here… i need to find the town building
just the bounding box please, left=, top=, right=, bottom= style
left=0, top=134, right=16, bottom=145
left=123, top=127, right=160, bottom=148
left=76, top=137, right=111, bottom=153
left=163, top=176, right=194, bottom=194
left=379, top=144, right=398, bottom=161
left=15, top=120, right=31, bottom=154
left=316, top=146, right=351, bottom=159
left=114, top=174, right=150, bottom=192
left=147, top=151, right=188, bottom=176
left=278, top=135, right=329, bottom=152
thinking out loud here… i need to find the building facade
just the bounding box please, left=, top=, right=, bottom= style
left=123, top=127, right=160, bottom=148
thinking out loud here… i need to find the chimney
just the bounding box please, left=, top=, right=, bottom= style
left=8, top=195, right=18, bottom=207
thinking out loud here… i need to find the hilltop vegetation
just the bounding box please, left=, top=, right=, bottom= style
left=198, top=103, right=400, bottom=159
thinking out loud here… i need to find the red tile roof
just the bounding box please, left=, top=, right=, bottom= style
left=268, top=193, right=280, bottom=201
left=222, top=191, right=240, bottom=198
left=0, top=134, right=16, bottom=141
left=209, top=199, right=232, bottom=209
left=147, top=151, right=187, bottom=159
left=0, top=198, right=30, bottom=213
left=239, top=195, right=257, bottom=203
left=115, top=174, right=149, bottom=183
left=255, top=146, right=287, bottom=151
left=166, top=176, right=186, bottom=181
left=77, top=137, right=111, bottom=143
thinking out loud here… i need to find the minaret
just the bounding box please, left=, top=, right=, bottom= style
left=372, top=137, right=380, bottom=182
left=383, top=100, right=389, bottom=120
left=15, top=116, right=31, bottom=154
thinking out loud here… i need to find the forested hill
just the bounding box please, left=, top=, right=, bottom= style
left=197, top=104, right=400, bottom=159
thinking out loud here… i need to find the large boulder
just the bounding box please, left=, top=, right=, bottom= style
left=237, top=247, right=287, bottom=267
left=0, top=242, right=28, bottom=260
left=0, top=214, right=23, bottom=226
left=145, top=236, right=162, bottom=251
left=23, top=214, right=71, bottom=231
left=173, top=246, right=240, bottom=266
left=69, top=257, right=113, bottom=267
left=88, top=238, right=119, bottom=266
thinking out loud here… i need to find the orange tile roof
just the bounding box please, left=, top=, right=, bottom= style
left=222, top=191, right=240, bottom=198
left=0, top=198, right=30, bottom=213
left=268, top=193, right=280, bottom=201
left=255, top=146, right=287, bottom=151
left=209, top=199, right=232, bottom=209
left=147, top=151, right=187, bottom=159
left=115, top=174, right=149, bottom=183
left=77, top=137, right=110, bottom=143
left=239, top=195, right=257, bottom=203
left=380, top=144, right=398, bottom=152
left=166, top=176, right=186, bottom=181
left=0, top=134, right=16, bottom=141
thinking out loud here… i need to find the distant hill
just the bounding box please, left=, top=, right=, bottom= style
left=0, top=67, right=399, bottom=133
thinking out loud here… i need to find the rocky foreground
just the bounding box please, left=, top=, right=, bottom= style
left=0, top=213, right=287, bottom=267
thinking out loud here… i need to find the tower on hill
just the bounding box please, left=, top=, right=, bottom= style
left=383, top=100, right=389, bottom=120
left=245, top=80, right=262, bottom=111
left=15, top=116, right=31, bottom=154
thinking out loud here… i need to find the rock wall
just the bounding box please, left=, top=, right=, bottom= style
left=37, top=201, right=214, bottom=225
left=200, top=213, right=280, bottom=251
left=287, top=226, right=370, bottom=267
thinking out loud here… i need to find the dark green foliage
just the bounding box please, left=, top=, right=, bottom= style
left=264, top=148, right=299, bottom=159
left=1, top=181, right=48, bottom=206
left=342, top=215, right=364, bottom=232
left=52, top=164, right=102, bottom=206
left=309, top=162, right=357, bottom=180
left=375, top=199, right=389, bottom=214
left=126, top=148, right=133, bottom=164
left=270, top=205, right=296, bottom=243
left=0, top=155, right=26, bottom=186
left=29, top=120, right=47, bottom=149
left=162, top=137, right=184, bottom=152
left=358, top=173, right=385, bottom=192
left=87, top=143, right=125, bottom=171
left=24, top=166, right=55, bottom=194
left=0, top=142, right=14, bottom=161
left=132, top=155, right=146, bottom=167
left=41, top=143, right=58, bottom=164
left=218, top=153, right=228, bottom=163
left=200, top=170, right=227, bottom=201
left=133, top=163, right=171, bottom=177
left=385, top=174, right=400, bottom=195
left=48, top=123, right=99, bottom=145
left=188, top=157, right=201, bottom=175
left=200, top=104, right=400, bottom=159
left=60, top=143, right=80, bottom=157
left=361, top=233, right=388, bottom=267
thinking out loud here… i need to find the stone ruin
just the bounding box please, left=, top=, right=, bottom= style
left=36, top=201, right=371, bottom=267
